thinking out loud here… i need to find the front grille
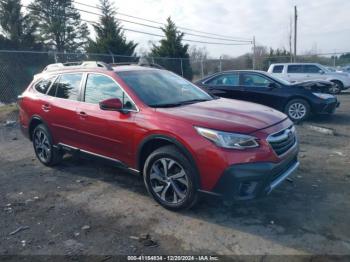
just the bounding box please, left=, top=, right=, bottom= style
left=267, top=126, right=296, bottom=156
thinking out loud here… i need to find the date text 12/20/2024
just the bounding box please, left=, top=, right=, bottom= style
left=127, top=256, right=219, bottom=261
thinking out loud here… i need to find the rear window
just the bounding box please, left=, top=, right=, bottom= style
left=287, top=65, right=303, bottom=73
left=47, top=73, right=82, bottom=100
left=272, top=65, right=284, bottom=73
left=34, top=77, right=55, bottom=94
left=206, top=73, right=239, bottom=86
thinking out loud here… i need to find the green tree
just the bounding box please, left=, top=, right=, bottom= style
left=86, top=0, right=137, bottom=61
left=28, top=0, right=89, bottom=52
left=150, top=17, right=193, bottom=80
left=0, top=0, right=39, bottom=49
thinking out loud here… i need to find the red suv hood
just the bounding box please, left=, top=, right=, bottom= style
left=156, top=98, right=288, bottom=134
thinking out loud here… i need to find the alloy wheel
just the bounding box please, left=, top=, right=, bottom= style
left=149, top=158, right=189, bottom=204
left=34, top=130, right=51, bottom=162
left=329, top=84, right=341, bottom=95
left=288, top=102, right=306, bottom=120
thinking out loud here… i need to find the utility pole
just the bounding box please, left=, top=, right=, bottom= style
left=252, top=36, right=256, bottom=70
left=289, top=16, right=293, bottom=63
left=294, top=5, right=298, bottom=62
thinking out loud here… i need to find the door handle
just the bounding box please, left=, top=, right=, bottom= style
left=78, top=111, right=88, bottom=118
left=41, top=104, right=51, bottom=112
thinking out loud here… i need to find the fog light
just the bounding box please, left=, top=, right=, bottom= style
left=239, top=181, right=258, bottom=197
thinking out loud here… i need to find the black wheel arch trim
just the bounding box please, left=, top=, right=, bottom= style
left=329, top=79, right=344, bottom=89
left=28, top=115, right=50, bottom=140
left=137, top=134, right=201, bottom=187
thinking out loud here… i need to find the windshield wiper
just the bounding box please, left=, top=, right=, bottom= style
left=150, top=99, right=210, bottom=108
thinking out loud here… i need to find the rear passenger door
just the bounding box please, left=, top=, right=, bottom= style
left=201, top=73, right=244, bottom=100
left=76, top=73, right=137, bottom=164
left=286, top=64, right=307, bottom=83
left=46, top=73, right=83, bottom=147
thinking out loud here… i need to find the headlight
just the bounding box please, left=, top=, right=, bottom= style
left=195, top=127, right=259, bottom=149
left=312, top=92, right=335, bottom=99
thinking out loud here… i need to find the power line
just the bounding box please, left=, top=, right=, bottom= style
left=72, top=6, right=251, bottom=45
left=72, top=0, right=252, bottom=42
left=22, top=5, right=251, bottom=46
left=120, top=28, right=250, bottom=46
left=73, top=4, right=252, bottom=43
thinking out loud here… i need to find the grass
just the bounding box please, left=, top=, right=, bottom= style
left=0, top=103, right=19, bottom=122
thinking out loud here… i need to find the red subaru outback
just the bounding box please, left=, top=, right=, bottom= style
left=18, top=62, right=299, bottom=210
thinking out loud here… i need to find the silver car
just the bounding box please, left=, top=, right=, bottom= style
left=267, top=63, right=350, bottom=94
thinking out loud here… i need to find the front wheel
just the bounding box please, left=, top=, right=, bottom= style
left=329, top=81, right=343, bottom=95
left=285, top=99, right=310, bottom=122
left=143, top=145, right=199, bottom=211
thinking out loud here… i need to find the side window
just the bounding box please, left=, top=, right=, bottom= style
left=287, top=65, right=303, bottom=73
left=54, top=74, right=82, bottom=100
left=242, top=73, right=272, bottom=87
left=34, top=76, right=55, bottom=94
left=206, top=74, right=239, bottom=86
left=272, top=65, right=284, bottom=73
left=304, top=65, right=321, bottom=73
left=84, top=74, right=136, bottom=110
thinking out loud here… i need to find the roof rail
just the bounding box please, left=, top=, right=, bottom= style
left=42, top=60, right=164, bottom=73
left=110, top=61, right=165, bottom=69
left=42, top=61, right=113, bottom=72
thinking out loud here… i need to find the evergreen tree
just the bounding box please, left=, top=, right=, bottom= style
left=0, top=0, right=39, bottom=49
left=150, top=17, right=193, bottom=80
left=28, top=0, right=89, bottom=52
left=86, top=0, right=137, bottom=60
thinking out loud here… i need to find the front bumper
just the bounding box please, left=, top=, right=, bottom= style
left=211, top=146, right=299, bottom=200
left=317, top=98, right=340, bottom=114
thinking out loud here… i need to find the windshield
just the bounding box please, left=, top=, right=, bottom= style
left=117, top=70, right=213, bottom=107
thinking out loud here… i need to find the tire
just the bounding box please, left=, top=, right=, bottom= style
left=143, top=145, right=199, bottom=211
left=285, top=99, right=310, bottom=122
left=329, top=80, right=343, bottom=95
left=32, top=124, right=62, bottom=166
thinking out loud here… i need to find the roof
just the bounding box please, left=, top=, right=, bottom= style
left=41, top=61, right=164, bottom=74
left=269, top=62, right=321, bottom=66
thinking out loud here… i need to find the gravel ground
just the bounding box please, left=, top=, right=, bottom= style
left=0, top=94, right=350, bottom=257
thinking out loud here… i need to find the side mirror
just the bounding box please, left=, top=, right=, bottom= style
left=319, top=70, right=325, bottom=75
left=268, top=82, right=278, bottom=89
left=99, top=98, right=123, bottom=111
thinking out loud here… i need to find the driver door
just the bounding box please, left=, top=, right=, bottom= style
left=76, top=73, right=138, bottom=164
left=240, top=73, right=284, bottom=110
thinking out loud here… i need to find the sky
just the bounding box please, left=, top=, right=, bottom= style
left=23, top=0, right=350, bottom=58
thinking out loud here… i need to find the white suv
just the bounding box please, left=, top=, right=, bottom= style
left=268, top=63, right=350, bottom=94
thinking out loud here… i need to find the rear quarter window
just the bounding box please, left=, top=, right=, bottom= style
left=272, top=65, right=284, bottom=73
left=34, top=77, right=55, bottom=94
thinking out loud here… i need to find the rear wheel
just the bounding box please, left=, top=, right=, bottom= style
left=143, top=145, right=199, bottom=210
left=329, top=80, right=343, bottom=95
left=32, top=124, right=62, bottom=166
left=285, top=99, right=310, bottom=122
